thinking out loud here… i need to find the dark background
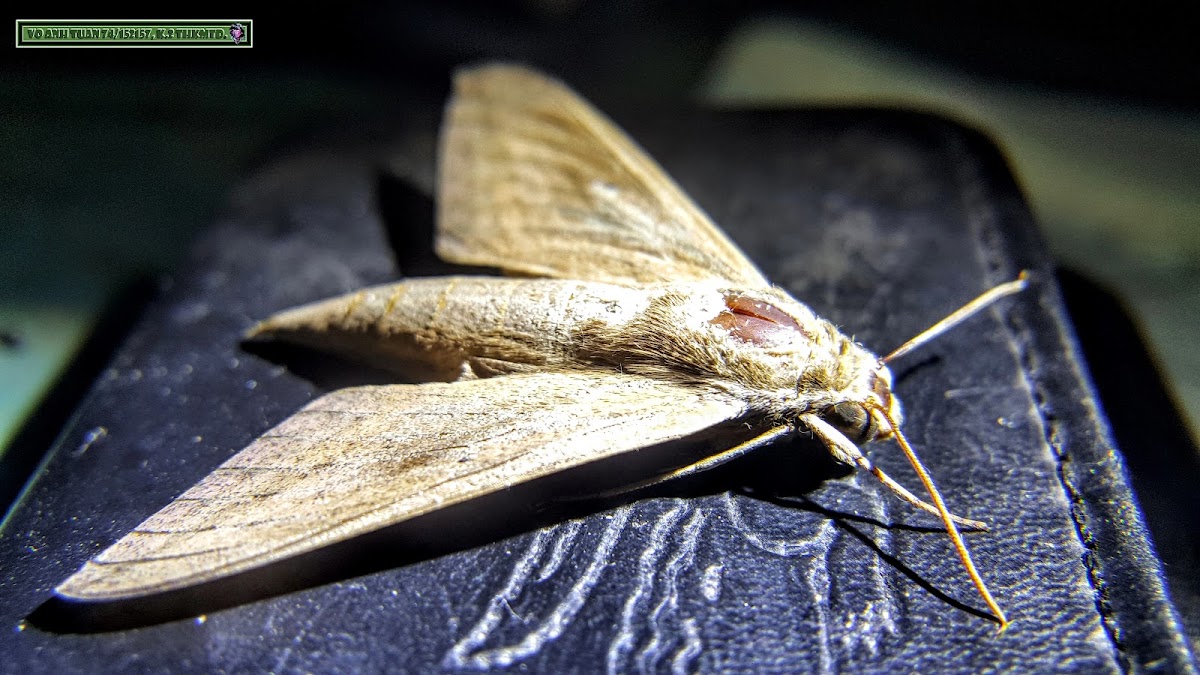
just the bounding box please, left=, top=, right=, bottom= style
left=2, top=0, right=1198, bottom=655
left=6, top=2, right=1198, bottom=108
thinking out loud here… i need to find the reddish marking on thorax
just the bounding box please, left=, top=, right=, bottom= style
left=712, top=294, right=808, bottom=347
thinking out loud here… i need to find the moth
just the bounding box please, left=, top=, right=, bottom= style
left=57, top=63, right=1025, bottom=628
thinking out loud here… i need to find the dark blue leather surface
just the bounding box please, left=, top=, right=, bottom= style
left=1, top=107, right=1193, bottom=672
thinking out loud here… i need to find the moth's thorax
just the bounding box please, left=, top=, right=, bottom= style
left=572, top=282, right=903, bottom=439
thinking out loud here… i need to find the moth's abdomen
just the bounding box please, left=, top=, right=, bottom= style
left=248, top=277, right=649, bottom=380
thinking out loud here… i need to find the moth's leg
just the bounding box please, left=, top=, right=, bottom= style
left=461, top=357, right=539, bottom=380
left=569, top=425, right=792, bottom=501
left=800, top=414, right=988, bottom=531
left=643, top=425, right=794, bottom=485
left=457, top=361, right=480, bottom=381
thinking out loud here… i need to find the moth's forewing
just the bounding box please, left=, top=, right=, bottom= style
left=56, top=372, right=744, bottom=601
left=437, top=64, right=770, bottom=289
left=248, top=277, right=660, bottom=381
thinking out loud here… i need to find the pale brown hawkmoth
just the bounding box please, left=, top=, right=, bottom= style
left=56, top=63, right=1025, bottom=628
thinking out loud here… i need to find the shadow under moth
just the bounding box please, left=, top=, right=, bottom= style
left=57, top=63, right=1026, bottom=629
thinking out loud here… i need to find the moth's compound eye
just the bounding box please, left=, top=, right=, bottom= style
left=827, top=402, right=879, bottom=443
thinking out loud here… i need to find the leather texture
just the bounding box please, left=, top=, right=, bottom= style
left=1, top=105, right=1194, bottom=673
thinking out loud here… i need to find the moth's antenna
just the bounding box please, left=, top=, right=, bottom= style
left=874, top=404, right=1009, bottom=631
left=883, top=272, right=1029, bottom=364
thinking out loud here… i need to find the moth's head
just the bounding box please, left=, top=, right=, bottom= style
left=703, top=286, right=903, bottom=441
left=821, top=361, right=902, bottom=444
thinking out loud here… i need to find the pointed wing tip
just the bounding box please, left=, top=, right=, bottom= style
left=242, top=320, right=273, bottom=341
left=53, top=565, right=117, bottom=603
left=452, top=62, right=561, bottom=97
left=54, top=562, right=178, bottom=604
left=240, top=300, right=337, bottom=342
left=454, top=61, right=538, bottom=80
